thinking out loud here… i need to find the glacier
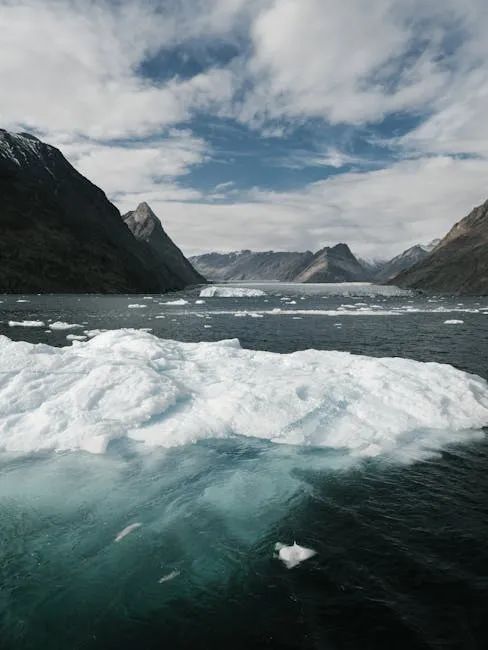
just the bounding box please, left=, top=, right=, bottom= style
left=0, top=329, right=487, bottom=460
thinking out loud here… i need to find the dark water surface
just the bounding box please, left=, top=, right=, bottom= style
left=0, top=284, right=487, bottom=649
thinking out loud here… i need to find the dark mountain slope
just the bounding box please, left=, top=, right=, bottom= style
left=392, top=200, right=488, bottom=294
left=0, top=129, right=201, bottom=293
left=123, top=202, right=204, bottom=289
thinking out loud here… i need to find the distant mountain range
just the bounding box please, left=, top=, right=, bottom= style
left=190, top=240, right=441, bottom=285
left=0, top=129, right=203, bottom=293
left=1, top=128, right=487, bottom=295
left=190, top=244, right=369, bottom=283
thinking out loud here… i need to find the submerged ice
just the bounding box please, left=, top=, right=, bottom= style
left=0, top=329, right=487, bottom=460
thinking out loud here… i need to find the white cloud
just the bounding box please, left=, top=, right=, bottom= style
left=141, top=155, right=488, bottom=258
left=0, top=0, right=237, bottom=139
left=3, top=0, right=488, bottom=258
left=59, top=130, right=208, bottom=196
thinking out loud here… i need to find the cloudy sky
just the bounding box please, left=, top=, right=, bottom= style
left=2, top=0, right=488, bottom=258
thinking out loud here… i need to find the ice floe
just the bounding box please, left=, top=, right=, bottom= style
left=200, top=286, right=266, bottom=298
left=444, top=320, right=464, bottom=325
left=275, top=542, right=317, bottom=569
left=163, top=299, right=189, bottom=306
left=8, top=320, right=45, bottom=327
left=49, top=321, right=83, bottom=330
left=128, top=304, right=147, bottom=309
left=0, top=329, right=487, bottom=460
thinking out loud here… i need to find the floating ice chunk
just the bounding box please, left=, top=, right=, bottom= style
left=114, top=522, right=142, bottom=542
left=195, top=300, right=205, bottom=304
left=49, top=322, right=82, bottom=330
left=0, top=330, right=487, bottom=460
left=444, top=320, right=464, bottom=325
left=203, top=325, right=212, bottom=328
left=200, top=286, right=266, bottom=298
left=8, top=320, right=45, bottom=327
left=158, top=570, right=180, bottom=583
left=66, top=334, right=87, bottom=341
left=16, top=299, right=30, bottom=303
left=128, top=304, right=147, bottom=309
left=164, top=299, right=188, bottom=306
left=275, top=542, right=317, bottom=569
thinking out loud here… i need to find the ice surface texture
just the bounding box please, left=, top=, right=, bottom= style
left=0, top=329, right=487, bottom=458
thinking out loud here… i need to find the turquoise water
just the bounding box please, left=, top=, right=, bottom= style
left=0, top=285, right=487, bottom=649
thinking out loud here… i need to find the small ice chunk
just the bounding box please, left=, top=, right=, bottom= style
left=128, top=304, right=147, bottom=309
left=8, top=320, right=45, bottom=327
left=275, top=542, right=317, bottom=569
left=49, top=321, right=82, bottom=331
left=164, top=299, right=188, bottom=306
left=66, top=334, right=87, bottom=341
left=195, top=299, right=205, bottom=304
left=114, top=522, right=142, bottom=542
left=16, top=299, right=30, bottom=303
left=444, top=320, right=464, bottom=325
left=158, top=569, right=180, bottom=583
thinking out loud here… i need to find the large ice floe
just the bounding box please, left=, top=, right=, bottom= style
left=0, top=329, right=487, bottom=459
left=199, top=286, right=266, bottom=298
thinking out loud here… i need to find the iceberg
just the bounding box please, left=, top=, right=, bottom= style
left=199, top=286, right=266, bottom=298
left=0, top=330, right=487, bottom=460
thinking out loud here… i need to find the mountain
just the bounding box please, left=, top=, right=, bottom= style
left=191, top=244, right=370, bottom=283
left=189, top=250, right=314, bottom=281
left=375, top=243, right=433, bottom=283
left=294, top=243, right=368, bottom=282
left=392, top=200, right=488, bottom=294
left=0, top=129, right=202, bottom=293
left=123, top=202, right=205, bottom=289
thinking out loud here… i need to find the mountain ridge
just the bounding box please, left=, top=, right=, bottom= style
left=0, top=129, right=203, bottom=293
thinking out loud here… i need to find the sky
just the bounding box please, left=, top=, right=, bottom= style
left=2, top=0, right=488, bottom=259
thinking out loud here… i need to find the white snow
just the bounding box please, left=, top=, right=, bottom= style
left=114, top=522, right=142, bottom=542
left=200, top=286, right=266, bottom=298
left=49, top=322, right=83, bottom=331
left=275, top=542, right=317, bottom=569
left=163, top=299, right=189, bottom=305
left=66, top=334, right=87, bottom=341
left=8, top=320, right=45, bottom=328
left=0, top=330, right=487, bottom=460
left=444, top=320, right=464, bottom=325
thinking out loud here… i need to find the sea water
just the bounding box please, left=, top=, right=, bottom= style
left=0, top=283, right=487, bottom=649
